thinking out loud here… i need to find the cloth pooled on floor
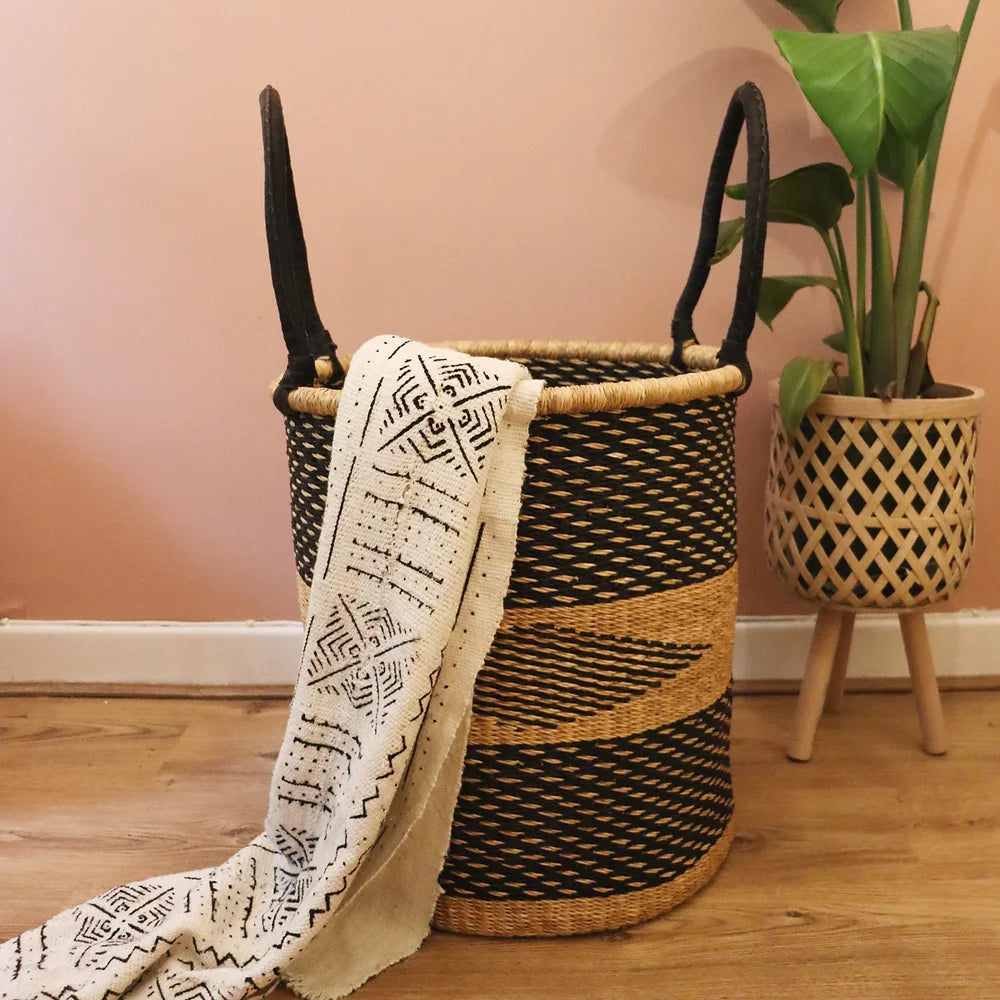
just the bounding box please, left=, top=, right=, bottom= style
left=0, top=335, right=543, bottom=1000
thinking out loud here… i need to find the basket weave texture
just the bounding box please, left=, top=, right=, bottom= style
left=763, top=384, right=984, bottom=610
left=285, top=344, right=739, bottom=936
left=261, top=80, right=769, bottom=936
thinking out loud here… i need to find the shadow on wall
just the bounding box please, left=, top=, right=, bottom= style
left=590, top=34, right=907, bottom=617
left=595, top=47, right=839, bottom=204
left=935, top=80, right=1000, bottom=302
left=0, top=400, right=294, bottom=621
left=593, top=43, right=846, bottom=353
left=592, top=43, right=848, bottom=327
left=744, top=0, right=901, bottom=33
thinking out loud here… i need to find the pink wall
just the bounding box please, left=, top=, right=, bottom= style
left=3, top=1, right=998, bottom=621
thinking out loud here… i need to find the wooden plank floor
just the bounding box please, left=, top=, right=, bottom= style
left=1, top=693, right=997, bottom=998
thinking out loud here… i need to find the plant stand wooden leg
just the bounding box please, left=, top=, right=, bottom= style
left=787, top=607, right=847, bottom=762
left=824, top=611, right=856, bottom=714
left=899, top=611, right=948, bottom=756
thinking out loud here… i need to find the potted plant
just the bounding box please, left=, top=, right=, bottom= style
left=714, top=0, right=985, bottom=760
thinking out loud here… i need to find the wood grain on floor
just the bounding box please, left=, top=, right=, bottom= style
left=1, top=693, right=997, bottom=999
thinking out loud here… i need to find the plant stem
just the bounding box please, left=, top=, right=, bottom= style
left=904, top=282, right=940, bottom=396
left=899, top=0, right=979, bottom=387
left=894, top=161, right=927, bottom=390
left=867, top=171, right=896, bottom=395
left=917, top=0, right=979, bottom=227
left=854, top=176, right=868, bottom=386
left=821, top=229, right=863, bottom=396
left=833, top=224, right=854, bottom=315
left=921, top=0, right=979, bottom=192
left=896, top=0, right=913, bottom=30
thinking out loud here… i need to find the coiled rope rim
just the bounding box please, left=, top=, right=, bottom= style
left=274, top=340, right=743, bottom=417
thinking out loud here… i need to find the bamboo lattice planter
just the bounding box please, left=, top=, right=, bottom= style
left=764, top=382, right=984, bottom=610
left=763, top=380, right=985, bottom=760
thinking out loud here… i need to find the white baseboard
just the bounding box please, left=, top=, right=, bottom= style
left=733, top=611, right=999, bottom=681
left=0, top=621, right=302, bottom=687
left=1, top=613, right=997, bottom=687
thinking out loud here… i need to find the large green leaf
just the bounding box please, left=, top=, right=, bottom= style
left=774, top=0, right=843, bottom=33
left=727, top=162, right=853, bottom=231
left=876, top=119, right=912, bottom=188
left=774, top=28, right=959, bottom=176
left=710, top=217, right=746, bottom=265
left=757, top=275, right=839, bottom=329
left=778, top=356, right=835, bottom=436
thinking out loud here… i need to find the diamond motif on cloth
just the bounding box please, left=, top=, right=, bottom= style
left=378, top=355, right=512, bottom=480
left=72, top=884, right=174, bottom=947
left=305, top=597, right=416, bottom=732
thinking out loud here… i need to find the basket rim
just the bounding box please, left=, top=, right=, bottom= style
left=276, top=340, right=745, bottom=417
left=437, top=339, right=690, bottom=364
left=767, top=380, right=985, bottom=421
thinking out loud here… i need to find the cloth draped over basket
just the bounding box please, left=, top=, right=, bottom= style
left=265, top=79, right=769, bottom=938
left=0, top=336, right=544, bottom=999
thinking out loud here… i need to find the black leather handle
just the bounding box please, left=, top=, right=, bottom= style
left=671, top=81, right=769, bottom=392
left=260, top=85, right=344, bottom=416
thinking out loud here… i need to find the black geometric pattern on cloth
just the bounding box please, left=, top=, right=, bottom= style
left=377, top=354, right=512, bottom=480
left=275, top=710, right=360, bottom=815
left=284, top=357, right=738, bottom=605
left=440, top=687, right=733, bottom=901
left=262, top=866, right=314, bottom=933
left=155, top=967, right=281, bottom=1000
left=472, top=621, right=709, bottom=729
left=304, top=597, right=417, bottom=732
left=272, top=825, right=319, bottom=869
left=156, top=976, right=223, bottom=1000
left=71, top=884, right=175, bottom=948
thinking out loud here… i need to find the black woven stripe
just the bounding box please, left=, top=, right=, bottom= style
left=438, top=687, right=733, bottom=901
left=509, top=399, right=737, bottom=606
left=284, top=355, right=737, bottom=604
left=477, top=652, right=662, bottom=704
left=495, top=622, right=709, bottom=668
left=505, top=355, right=684, bottom=387
left=471, top=675, right=632, bottom=727
left=489, top=629, right=704, bottom=675
left=480, top=644, right=684, bottom=697
left=473, top=624, right=708, bottom=729
left=286, top=414, right=336, bottom=582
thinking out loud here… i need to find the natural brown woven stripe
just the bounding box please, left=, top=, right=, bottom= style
left=499, top=565, right=736, bottom=640
left=296, top=574, right=310, bottom=622
left=284, top=339, right=724, bottom=372
left=296, top=565, right=736, bottom=746
left=431, top=819, right=734, bottom=937
left=468, top=566, right=737, bottom=745
left=437, top=340, right=713, bottom=367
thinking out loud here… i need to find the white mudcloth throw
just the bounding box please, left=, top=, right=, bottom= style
left=0, top=336, right=542, bottom=1000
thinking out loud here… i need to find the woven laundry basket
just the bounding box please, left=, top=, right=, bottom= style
left=259, top=81, right=769, bottom=936
left=764, top=382, right=984, bottom=610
